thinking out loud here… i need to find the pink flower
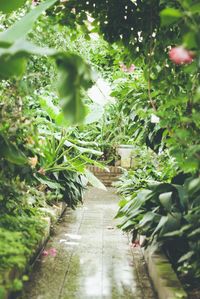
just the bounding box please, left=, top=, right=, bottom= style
left=120, top=63, right=135, bottom=73
left=42, top=250, right=49, bottom=257
left=169, top=46, right=194, bottom=65
left=49, top=248, right=57, bottom=257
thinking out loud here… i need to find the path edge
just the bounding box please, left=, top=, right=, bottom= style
left=5, top=202, right=67, bottom=299
left=140, top=236, right=188, bottom=299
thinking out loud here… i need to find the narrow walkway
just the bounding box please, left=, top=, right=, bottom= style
left=21, top=187, right=156, bottom=299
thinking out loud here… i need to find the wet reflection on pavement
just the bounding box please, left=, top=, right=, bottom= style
left=21, top=187, right=156, bottom=299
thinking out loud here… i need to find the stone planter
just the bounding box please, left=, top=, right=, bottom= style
left=116, top=145, right=135, bottom=168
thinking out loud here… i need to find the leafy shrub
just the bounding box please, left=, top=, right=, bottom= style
left=116, top=175, right=200, bottom=285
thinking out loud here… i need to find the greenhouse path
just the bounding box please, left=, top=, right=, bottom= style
left=21, top=187, right=156, bottom=299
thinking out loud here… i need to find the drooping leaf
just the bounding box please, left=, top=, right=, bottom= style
left=34, top=174, right=64, bottom=190
left=56, top=53, right=93, bottom=124
left=152, top=216, right=168, bottom=237
left=0, top=0, right=57, bottom=44
left=0, top=39, right=56, bottom=57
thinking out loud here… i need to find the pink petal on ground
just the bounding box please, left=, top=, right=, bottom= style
left=42, top=250, right=49, bottom=257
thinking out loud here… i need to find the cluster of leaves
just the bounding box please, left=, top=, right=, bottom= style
left=116, top=174, right=200, bottom=285
left=51, top=0, right=200, bottom=173
left=0, top=176, right=48, bottom=296
left=115, top=146, right=176, bottom=195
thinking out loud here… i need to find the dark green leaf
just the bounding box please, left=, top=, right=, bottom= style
left=0, top=135, right=27, bottom=165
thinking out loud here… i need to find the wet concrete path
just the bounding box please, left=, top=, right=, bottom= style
left=21, top=187, right=156, bottom=299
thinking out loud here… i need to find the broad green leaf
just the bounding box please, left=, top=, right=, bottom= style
left=0, top=54, right=27, bottom=78
left=56, top=53, right=93, bottom=124
left=187, top=177, right=200, bottom=195
left=174, top=185, right=188, bottom=211
left=120, top=219, right=135, bottom=231
left=0, top=0, right=26, bottom=13
left=159, top=192, right=172, bottom=211
left=160, top=213, right=182, bottom=236
left=84, top=169, right=107, bottom=191
left=152, top=216, right=168, bottom=237
left=160, top=8, right=182, bottom=26
left=63, top=139, right=102, bottom=156
left=188, top=228, right=200, bottom=238
left=84, top=103, right=104, bottom=124
left=0, top=135, right=27, bottom=165
left=0, top=0, right=57, bottom=44
left=139, top=212, right=158, bottom=229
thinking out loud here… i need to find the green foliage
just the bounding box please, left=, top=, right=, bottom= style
left=0, top=0, right=93, bottom=125
left=116, top=174, right=200, bottom=285
left=0, top=0, right=199, bottom=294
left=0, top=134, right=27, bottom=165
left=0, top=0, right=26, bottom=14
left=0, top=4, right=103, bottom=295
left=56, top=53, right=93, bottom=124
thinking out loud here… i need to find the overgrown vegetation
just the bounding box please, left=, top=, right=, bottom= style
left=0, top=0, right=200, bottom=296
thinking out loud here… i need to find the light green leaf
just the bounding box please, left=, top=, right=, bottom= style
left=160, top=213, right=182, bottom=236
left=139, top=212, right=157, bottom=227
left=0, top=0, right=57, bottom=44
left=0, top=39, right=56, bottom=57
left=152, top=216, right=168, bottom=237
left=160, top=8, right=183, bottom=26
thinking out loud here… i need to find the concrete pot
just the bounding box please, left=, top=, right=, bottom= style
left=116, top=144, right=135, bottom=168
